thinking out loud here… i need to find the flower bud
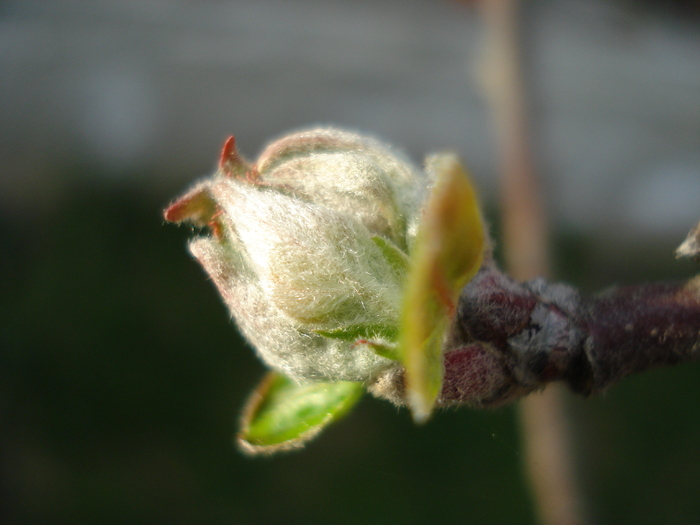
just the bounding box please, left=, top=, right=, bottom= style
left=165, top=128, right=429, bottom=382
left=255, top=128, right=428, bottom=249
left=676, top=220, right=700, bottom=262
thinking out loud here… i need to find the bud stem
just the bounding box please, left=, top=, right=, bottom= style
left=438, top=264, right=700, bottom=405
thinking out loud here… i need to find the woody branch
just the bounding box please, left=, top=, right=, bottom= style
left=439, top=261, right=700, bottom=406
left=371, top=259, right=700, bottom=407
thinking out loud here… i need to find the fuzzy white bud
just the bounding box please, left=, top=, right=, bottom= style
left=165, top=128, right=430, bottom=382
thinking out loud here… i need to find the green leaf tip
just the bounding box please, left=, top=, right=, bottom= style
left=400, top=154, right=485, bottom=423
left=315, top=326, right=401, bottom=361
left=314, top=323, right=398, bottom=343
left=237, top=371, right=364, bottom=455
left=372, top=235, right=410, bottom=276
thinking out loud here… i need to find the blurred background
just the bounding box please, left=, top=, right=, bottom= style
left=1, top=0, right=700, bottom=523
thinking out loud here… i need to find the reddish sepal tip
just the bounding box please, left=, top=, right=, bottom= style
left=164, top=199, right=190, bottom=223
left=219, top=136, right=237, bottom=171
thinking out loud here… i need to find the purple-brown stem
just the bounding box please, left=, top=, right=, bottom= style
left=431, top=263, right=700, bottom=407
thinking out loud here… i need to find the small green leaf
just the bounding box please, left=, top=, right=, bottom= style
left=372, top=235, right=410, bottom=276
left=315, top=323, right=401, bottom=361
left=400, top=155, right=485, bottom=423
left=238, top=371, right=364, bottom=455
left=315, top=323, right=398, bottom=342
left=361, top=339, right=401, bottom=361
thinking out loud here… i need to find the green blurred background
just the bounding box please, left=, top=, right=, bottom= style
left=2, top=1, right=700, bottom=523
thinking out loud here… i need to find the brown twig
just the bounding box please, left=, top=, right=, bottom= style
left=370, top=265, right=700, bottom=429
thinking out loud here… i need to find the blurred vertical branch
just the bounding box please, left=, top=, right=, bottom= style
left=475, top=0, right=587, bottom=523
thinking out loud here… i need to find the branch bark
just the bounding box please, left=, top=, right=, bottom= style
left=442, top=263, right=700, bottom=406
left=371, top=262, right=700, bottom=407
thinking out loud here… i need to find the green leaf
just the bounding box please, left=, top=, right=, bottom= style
left=372, top=235, right=410, bottom=276
left=400, top=155, right=485, bottom=423
left=315, top=323, right=398, bottom=342
left=237, top=371, right=364, bottom=455
left=360, top=339, right=401, bottom=361
left=315, top=323, right=400, bottom=361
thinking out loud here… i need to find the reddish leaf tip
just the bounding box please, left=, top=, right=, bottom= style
left=163, top=187, right=217, bottom=227
left=163, top=198, right=190, bottom=223
left=219, top=135, right=237, bottom=173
